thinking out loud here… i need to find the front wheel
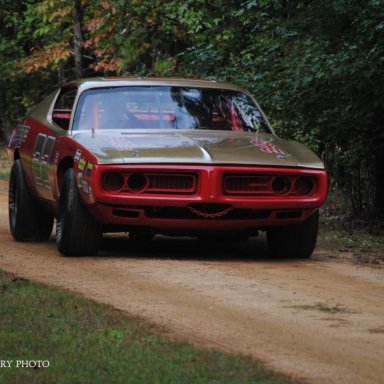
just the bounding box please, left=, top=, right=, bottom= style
left=266, top=211, right=319, bottom=259
left=9, top=159, right=53, bottom=241
left=56, top=168, right=101, bottom=256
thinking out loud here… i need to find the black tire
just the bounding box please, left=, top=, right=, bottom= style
left=266, top=211, right=319, bottom=259
left=56, top=168, right=101, bottom=256
left=8, top=159, right=53, bottom=241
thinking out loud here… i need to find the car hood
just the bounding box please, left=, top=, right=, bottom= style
left=71, top=129, right=324, bottom=169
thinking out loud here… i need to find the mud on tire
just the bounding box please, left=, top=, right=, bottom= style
left=9, top=159, right=53, bottom=241
left=56, top=168, right=101, bottom=256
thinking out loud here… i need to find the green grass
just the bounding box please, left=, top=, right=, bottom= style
left=0, top=270, right=294, bottom=384
left=0, top=147, right=10, bottom=180
left=318, top=191, right=384, bottom=264
left=0, top=168, right=10, bottom=180
left=318, top=229, right=384, bottom=253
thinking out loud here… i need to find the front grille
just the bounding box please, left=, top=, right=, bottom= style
left=146, top=174, right=196, bottom=194
left=224, top=175, right=272, bottom=195
left=223, top=173, right=317, bottom=197
left=103, top=171, right=197, bottom=195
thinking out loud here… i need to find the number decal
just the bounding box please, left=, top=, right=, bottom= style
left=32, top=134, right=56, bottom=188
left=12, top=124, right=30, bottom=148
left=41, top=136, right=55, bottom=188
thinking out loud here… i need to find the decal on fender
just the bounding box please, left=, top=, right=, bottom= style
left=74, top=149, right=82, bottom=163
left=78, top=158, right=86, bottom=171
left=82, top=180, right=90, bottom=194
left=32, top=134, right=56, bottom=188
left=77, top=172, right=83, bottom=188
left=85, top=162, right=93, bottom=176
left=13, top=124, right=30, bottom=148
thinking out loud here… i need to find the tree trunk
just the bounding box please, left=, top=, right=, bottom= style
left=73, top=0, right=83, bottom=79
left=0, top=78, right=11, bottom=143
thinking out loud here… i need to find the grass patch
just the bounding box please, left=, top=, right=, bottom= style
left=318, top=191, right=384, bottom=265
left=0, top=147, right=11, bottom=180
left=0, top=168, right=10, bottom=180
left=0, top=270, right=294, bottom=384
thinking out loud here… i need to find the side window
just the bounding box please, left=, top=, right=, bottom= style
left=52, top=88, right=78, bottom=129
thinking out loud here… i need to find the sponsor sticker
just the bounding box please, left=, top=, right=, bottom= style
left=85, top=162, right=93, bottom=176
left=78, top=158, right=86, bottom=171
left=89, top=186, right=95, bottom=203
left=82, top=180, right=90, bottom=194
left=14, top=124, right=30, bottom=148
left=77, top=172, right=83, bottom=188
left=74, top=149, right=82, bottom=163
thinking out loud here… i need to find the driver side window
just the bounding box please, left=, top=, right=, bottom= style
left=52, top=88, right=78, bottom=129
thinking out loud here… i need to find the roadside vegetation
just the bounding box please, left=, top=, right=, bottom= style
left=0, top=3, right=383, bottom=377
left=0, top=148, right=11, bottom=180
left=318, top=191, right=384, bottom=266
left=1, top=1, right=384, bottom=220
left=0, top=269, right=293, bottom=384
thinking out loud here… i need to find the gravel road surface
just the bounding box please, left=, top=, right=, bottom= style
left=0, top=180, right=383, bottom=384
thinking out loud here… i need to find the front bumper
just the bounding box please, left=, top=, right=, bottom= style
left=79, top=164, right=328, bottom=233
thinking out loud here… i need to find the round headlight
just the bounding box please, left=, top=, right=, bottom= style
left=126, top=172, right=148, bottom=193
left=294, top=176, right=314, bottom=196
left=103, top=172, right=125, bottom=192
left=271, top=176, right=291, bottom=196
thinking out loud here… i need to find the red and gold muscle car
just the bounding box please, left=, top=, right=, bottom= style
left=7, top=77, right=327, bottom=257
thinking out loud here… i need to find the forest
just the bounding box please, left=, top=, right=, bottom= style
left=0, top=0, right=383, bottom=218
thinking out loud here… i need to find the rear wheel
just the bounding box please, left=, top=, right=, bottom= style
left=56, top=168, right=101, bottom=256
left=266, top=211, right=319, bottom=259
left=9, top=159, right=53, bottom=241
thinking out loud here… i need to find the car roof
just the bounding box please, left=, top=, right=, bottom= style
left=63, top=77, right=248, bottom=93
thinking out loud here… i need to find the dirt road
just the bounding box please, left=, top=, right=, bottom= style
left=0, top=179, right=383, bottom=384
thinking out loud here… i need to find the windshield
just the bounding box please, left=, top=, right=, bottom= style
left=73, top=86, right=270, bottom=133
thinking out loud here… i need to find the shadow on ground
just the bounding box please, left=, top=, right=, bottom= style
left=97, top=233, right=291, bottom=263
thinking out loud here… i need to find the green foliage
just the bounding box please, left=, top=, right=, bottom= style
left=1, top=0, right=383, bottom=216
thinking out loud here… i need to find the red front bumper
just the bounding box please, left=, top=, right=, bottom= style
left=81, top=164, right=328, bottom=233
